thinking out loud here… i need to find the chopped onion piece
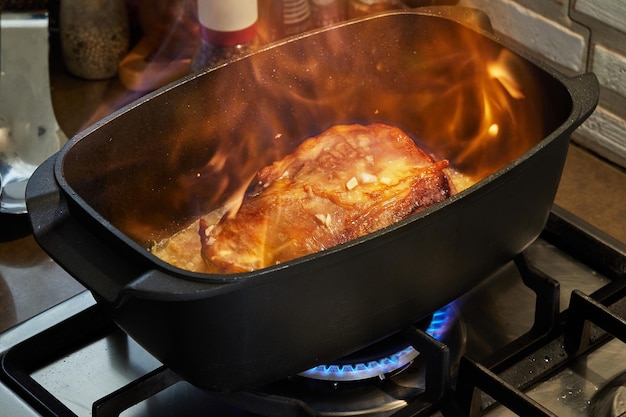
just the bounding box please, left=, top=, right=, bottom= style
left=203, top=224, right=215, bottom=236
left=346, top=177, right=358, bottom=190
left=315, top=213, right=332, bottom=227
left=358, top=172, right=377, bottom=184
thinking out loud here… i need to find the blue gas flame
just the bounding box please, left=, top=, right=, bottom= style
left=299, top=302, right=457, bottom=381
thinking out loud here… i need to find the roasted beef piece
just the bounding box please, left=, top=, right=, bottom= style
left=200, top=123, right=456, bottom=273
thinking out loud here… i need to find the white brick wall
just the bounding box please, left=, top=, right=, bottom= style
left=574, top=0, right=626, bottom=34
left=458, top=0, right=626, bottom=169
left=458, top=0, right=588, bottom=72
left=592, top=44, right=626, bottom=99
left=575, top=107, right=626, bottom=167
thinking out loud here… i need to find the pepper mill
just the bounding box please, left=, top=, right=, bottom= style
left=59, top=0, right=130, bottom=79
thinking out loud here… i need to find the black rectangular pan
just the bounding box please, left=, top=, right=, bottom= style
left=25, top=8, right=598, bottom=391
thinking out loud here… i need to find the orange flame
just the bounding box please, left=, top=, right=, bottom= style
left=169, top=14, right=545, bottom=239
left=119, top=0, right=199, bottom=92
left=72, top=11, right=549, bottom=248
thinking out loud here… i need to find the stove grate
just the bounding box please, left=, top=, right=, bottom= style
left=0, top=306, right=115, bottom=417
left=455, top=288, right=626, bottom=417
left=1, top=207, right=625, bottom=417
left=454, top=207, right=626, bottom=417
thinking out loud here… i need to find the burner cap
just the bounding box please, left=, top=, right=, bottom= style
left=590, top=372, right=626, bottom=417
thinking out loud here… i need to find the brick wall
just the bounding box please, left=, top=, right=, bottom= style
left=457, top=0, right=626, bottom=169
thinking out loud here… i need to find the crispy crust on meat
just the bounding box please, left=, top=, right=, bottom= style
left=200, top=123, right=455, bottom=273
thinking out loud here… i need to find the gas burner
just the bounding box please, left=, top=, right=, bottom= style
left=299, top=304, right=457, bottom=382
left=590, top=371, right=626, bottom=417
left=227, top=303, right=465, bottom=416
left=298, top=345, right=419, bottom=382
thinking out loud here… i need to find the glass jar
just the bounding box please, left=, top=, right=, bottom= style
left=59, top=0, right=129, bottom=80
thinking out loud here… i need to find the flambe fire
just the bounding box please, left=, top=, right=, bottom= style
left=181, top=14, right=544, bottom=218
left=103, top=12, right=547, bottom=261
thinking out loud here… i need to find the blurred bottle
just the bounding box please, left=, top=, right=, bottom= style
left=260, top=0, right=312, bottom=42
left=190, top=0, right=259, bottom=72
left=403, top=0, right=459, bottom=6
left=310, top=0, right=346, bottom=28
left=281, top=0, right=312, bottom=36
left=346, top=0, right=406, bottom=18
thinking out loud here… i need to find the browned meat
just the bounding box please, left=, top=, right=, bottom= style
left=199, top=123, right=456, bottom=273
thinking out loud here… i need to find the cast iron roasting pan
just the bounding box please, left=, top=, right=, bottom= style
left=26, top=8, right=598, bottom=392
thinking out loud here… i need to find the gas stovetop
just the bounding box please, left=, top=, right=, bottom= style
left=1, top=206, right=625, bottom=417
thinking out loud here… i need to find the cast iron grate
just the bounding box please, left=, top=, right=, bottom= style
left=454, top=206, right=626, bottom=417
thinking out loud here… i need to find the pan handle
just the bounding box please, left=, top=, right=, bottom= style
left=26, top=156, right=141, bottom=304
left=27, top=156, right=230, bottom=306
left=563, top=72, right=600, bottom=126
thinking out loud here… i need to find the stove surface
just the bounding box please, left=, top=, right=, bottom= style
left=1, top=225, right=624, bottom=416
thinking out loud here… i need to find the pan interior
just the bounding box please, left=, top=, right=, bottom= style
left=60, top=12, right=572, bottom=250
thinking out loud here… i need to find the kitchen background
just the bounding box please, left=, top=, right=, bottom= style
left=1, top=2, right=625, bottom=416
left=3, top=0, right=625, bottom=169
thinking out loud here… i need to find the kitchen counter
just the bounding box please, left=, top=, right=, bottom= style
left=0, top=33, right=624, bottom=335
